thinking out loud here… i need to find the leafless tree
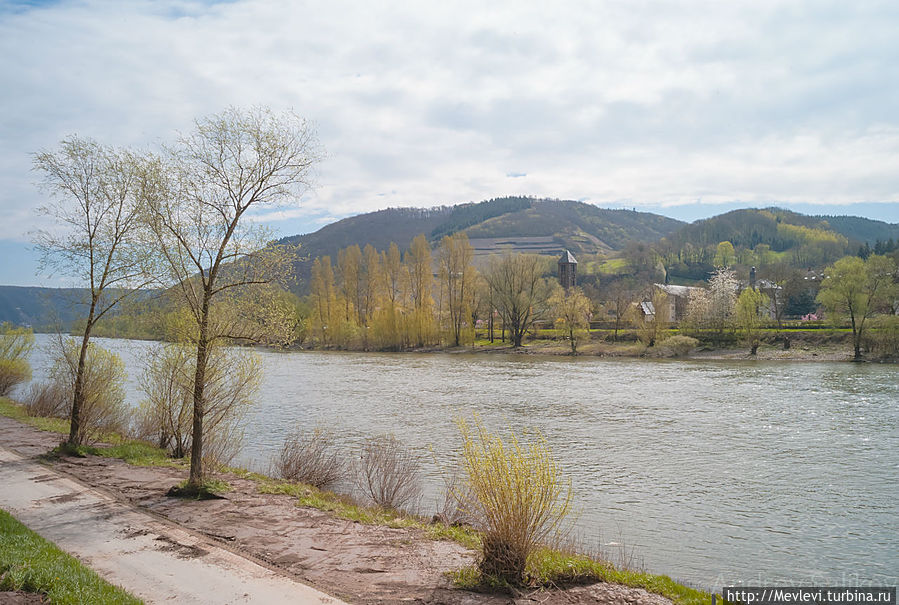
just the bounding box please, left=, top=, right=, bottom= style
left=145, top=107, right=322, bottom=487
left=484, top=253, right=552, bottom=347
left=32, top=138, right=154, bottom=445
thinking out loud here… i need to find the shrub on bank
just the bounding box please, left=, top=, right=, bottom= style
left=135, top=343, right=260, bottom=469
left=50, top=339, right=130, bottom=444
left=0, top=323, right=34, bottom=397
left=274, top=427, right=346, bottom=489
left=653, top=335, right=699, bottom=358
left=456, top=416, right=572, bottom=584
left=862, top=316, right=899, bottom=359
left=21, top=380, right=69, bottom=418
left=356, top=434, right=422, bottom=511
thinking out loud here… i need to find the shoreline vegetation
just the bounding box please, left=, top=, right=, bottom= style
left=290, top=326, right=866, bottom=363
left=0, top=396, right=712, bottom=605
left=66, top=324, right=888, bottom=363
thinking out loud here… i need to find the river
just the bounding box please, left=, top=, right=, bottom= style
left=23, top=335, right=899, bottom=589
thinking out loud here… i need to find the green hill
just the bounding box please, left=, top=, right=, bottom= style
left=812, top=214, right=899, bottom=245
left=279, top=197, right=685, bottom=293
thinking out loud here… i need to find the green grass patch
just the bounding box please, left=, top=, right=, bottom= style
left=257, top=479, right=481, bottom=549
left=0, top=398, right=69, bottom=435
left=47, top=440, right=183, bottom=468
left=0, top=508, right=142, bottom=605
left=1, top=397, right=184, bottom=468
left=450, top=548, right=712, bottom=605
left=167, top=478, right=231, bottom=499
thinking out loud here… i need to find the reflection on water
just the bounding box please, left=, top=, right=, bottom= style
left=25, top=336, right=899, bottom=588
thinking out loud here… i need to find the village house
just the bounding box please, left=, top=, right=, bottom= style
left=651, top=283, right=704, bottom=323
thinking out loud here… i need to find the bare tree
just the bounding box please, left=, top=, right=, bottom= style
left=606, top=279, right=639, bottom=341
left=437, top=232, right=476, bottom=346
left=484, top=253, right=552, bottom=347
left=145, top=107, right=322, bottom=488
left=33, top=137, right=153, bottom=446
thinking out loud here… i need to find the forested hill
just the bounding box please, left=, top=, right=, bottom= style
left=812, top=214, right=899, bottom=245
left=0, top=286, right=92, bottom=330
left=279, top=197, right=685, bottom=291
left=663, top=207, right=899, bottom=256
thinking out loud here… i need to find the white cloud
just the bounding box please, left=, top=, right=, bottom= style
left=1, top=0, right=898, bottom=259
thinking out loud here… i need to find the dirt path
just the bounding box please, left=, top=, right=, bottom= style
left=0, top=415, right=674, bottom=604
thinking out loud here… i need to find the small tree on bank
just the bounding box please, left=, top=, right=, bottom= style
left=736, top=287, right=770, bottom=355
left=33, top=138, right=153, bottom=446
left=816, top=255, right=898, bottom=360
left=456, top=416, right=572, bottom=584
left=146, top=107, right=322, bottom=488
left=548, top=286, right=591, bottom=354
left=485, top=253, right=551, bottom=348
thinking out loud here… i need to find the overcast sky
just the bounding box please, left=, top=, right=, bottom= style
left=1, top=0, right=898, bottom=286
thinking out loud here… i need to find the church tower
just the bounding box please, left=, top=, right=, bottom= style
left=558, top=250, right=577, bottom=289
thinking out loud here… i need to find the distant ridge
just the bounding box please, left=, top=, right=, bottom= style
left=0, top=286, right=92, bottom=329
left=278, top=196, right=685, bottom=292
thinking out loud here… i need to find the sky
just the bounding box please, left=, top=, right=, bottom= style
left=1, top=0, right=898, bottom=286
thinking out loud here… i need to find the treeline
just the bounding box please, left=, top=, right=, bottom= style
left=306, top=232, right=572, bottom=350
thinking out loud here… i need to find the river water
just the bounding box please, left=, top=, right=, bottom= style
left=25, top=335, right=899, bottom=589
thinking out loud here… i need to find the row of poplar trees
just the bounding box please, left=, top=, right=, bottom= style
left=308, top=233, right=476, bottom=350
left=307, top=233, right=588, bottom=350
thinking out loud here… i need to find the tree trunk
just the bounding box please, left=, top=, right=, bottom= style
left=188, top=294, right=211, bottom=487
left=68, top=297, right=98, bottom=446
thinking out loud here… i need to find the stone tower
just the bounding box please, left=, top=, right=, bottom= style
left=558, top=250, right=577, bottom=289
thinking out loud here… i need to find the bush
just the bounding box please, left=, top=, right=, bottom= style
left=21, top=381, right=69, bottom=418
left=654, top=335, right=699, bottom=358
left=356, top=434, right=422, bottom=511
left=862, top=316, right=899, bottom=359
left=51, top=339, right=129, bottom=444
left=434, top=470, right=475, bottom=526
left=135, top=343, right=259, bottom=468
left=456, top=416, right=572, bottom=584
left=0, top=323, right=34, bottom=396
left=274, top=427, right=346, bottom=489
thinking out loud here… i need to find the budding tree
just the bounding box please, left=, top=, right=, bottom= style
left=548, top=286, right=592, bottom=354
left=33, top=137, right=153, bottom=446
left=816, top=255, right=898, bottom=360
left=146, top=107, right=321, bottom=488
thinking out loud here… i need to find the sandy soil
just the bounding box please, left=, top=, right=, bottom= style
left=0, top=416, right=673, bottom=605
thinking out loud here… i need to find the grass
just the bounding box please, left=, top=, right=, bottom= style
left=257, top=479, right=481, bottom=549
left=0, top=508, right=142, bottom=605
left=0, top=397, right=69, bottom=434
left=0, top=397, right=185, bottom=468
left=450, top=548, right=713, bottom=605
